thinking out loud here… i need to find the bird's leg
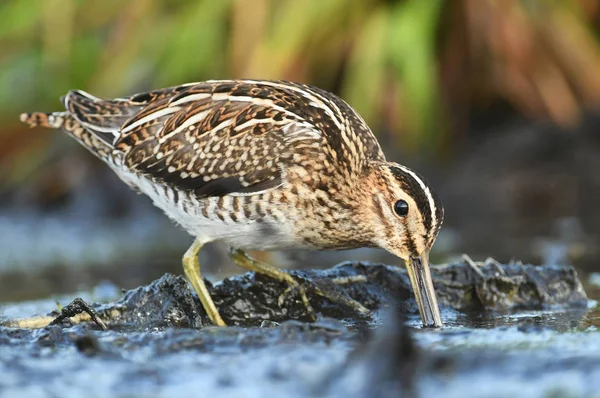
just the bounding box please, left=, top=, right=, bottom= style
left=183, top=238, right=226, bottom=326
left=228, top=248, right=370, bottom=320
left=229, top=248, right=317, bottom=321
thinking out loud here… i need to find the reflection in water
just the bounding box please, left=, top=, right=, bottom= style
left=450, top=308, right=595, bottom=331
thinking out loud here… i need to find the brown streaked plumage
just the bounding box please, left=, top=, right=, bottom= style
left=20, top=79, right=445, bottom=328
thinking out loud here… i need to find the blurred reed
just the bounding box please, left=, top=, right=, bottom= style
left=1, top=0, right=599, bottom=185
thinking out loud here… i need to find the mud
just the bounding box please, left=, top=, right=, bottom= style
left=22, top=257, right=584, bottom=330
left=0, top=258, right=596, bottom=398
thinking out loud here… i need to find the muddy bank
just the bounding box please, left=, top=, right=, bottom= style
left=5, top=257, right=584, bottom=330
left=0, top=258, right=596, bottom=398
left=110, top=257, right=587, bottom=328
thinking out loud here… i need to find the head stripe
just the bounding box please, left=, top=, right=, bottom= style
left=389, top=165, right=440, bottom=242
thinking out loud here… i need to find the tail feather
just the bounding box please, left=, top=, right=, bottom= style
left=20, top=88, right=144, bottom=163
left=20, top=111, right=114, bottom=161
left=63, top=90, right=141, bottom=146
left=20, top=112, right=67, bottom=129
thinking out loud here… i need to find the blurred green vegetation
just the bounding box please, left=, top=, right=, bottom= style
left=1, top=0, right=599, bottom=176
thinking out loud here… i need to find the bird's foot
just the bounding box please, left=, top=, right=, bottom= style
left=229, top=248, right=318, bottom=321
left=277, top=281, right=317, bottom=321
left=228, top=248, right=371, bottom=322
left=310, top=276, right=371, bottom=316
left=277, top=274, right=370, bottom=320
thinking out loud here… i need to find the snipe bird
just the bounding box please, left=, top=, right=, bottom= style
left=21, top=80, right=444, bottom=327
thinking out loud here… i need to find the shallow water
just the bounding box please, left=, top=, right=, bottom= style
left=1, top=289, right=598, bottom=398
left=414, top=306, right=600, bottom=398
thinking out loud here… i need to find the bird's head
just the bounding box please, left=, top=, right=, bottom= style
left=360, top=161, right=445, bottom=327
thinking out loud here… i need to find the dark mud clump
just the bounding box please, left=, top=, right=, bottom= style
left=77, top=257, right=588, bottom=329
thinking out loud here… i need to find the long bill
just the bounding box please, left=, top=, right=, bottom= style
left=406, top=251, right=443, bottom=328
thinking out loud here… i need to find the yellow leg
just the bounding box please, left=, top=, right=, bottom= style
left=183, top=238, right=226, bottom=326
left=228, top=248, right=371, bottom=320
left=229, top=248, right=317, bottom=321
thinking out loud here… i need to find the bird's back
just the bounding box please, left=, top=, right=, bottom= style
left=21, top=80, right=387, bottom=248
left=23, top=80, right=385, bottom=193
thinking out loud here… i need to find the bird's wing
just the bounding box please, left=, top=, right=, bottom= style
left=64, top=80, right=385, bottom=197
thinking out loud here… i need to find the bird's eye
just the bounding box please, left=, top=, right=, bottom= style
left=394, top=200, right=409, bottom=216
